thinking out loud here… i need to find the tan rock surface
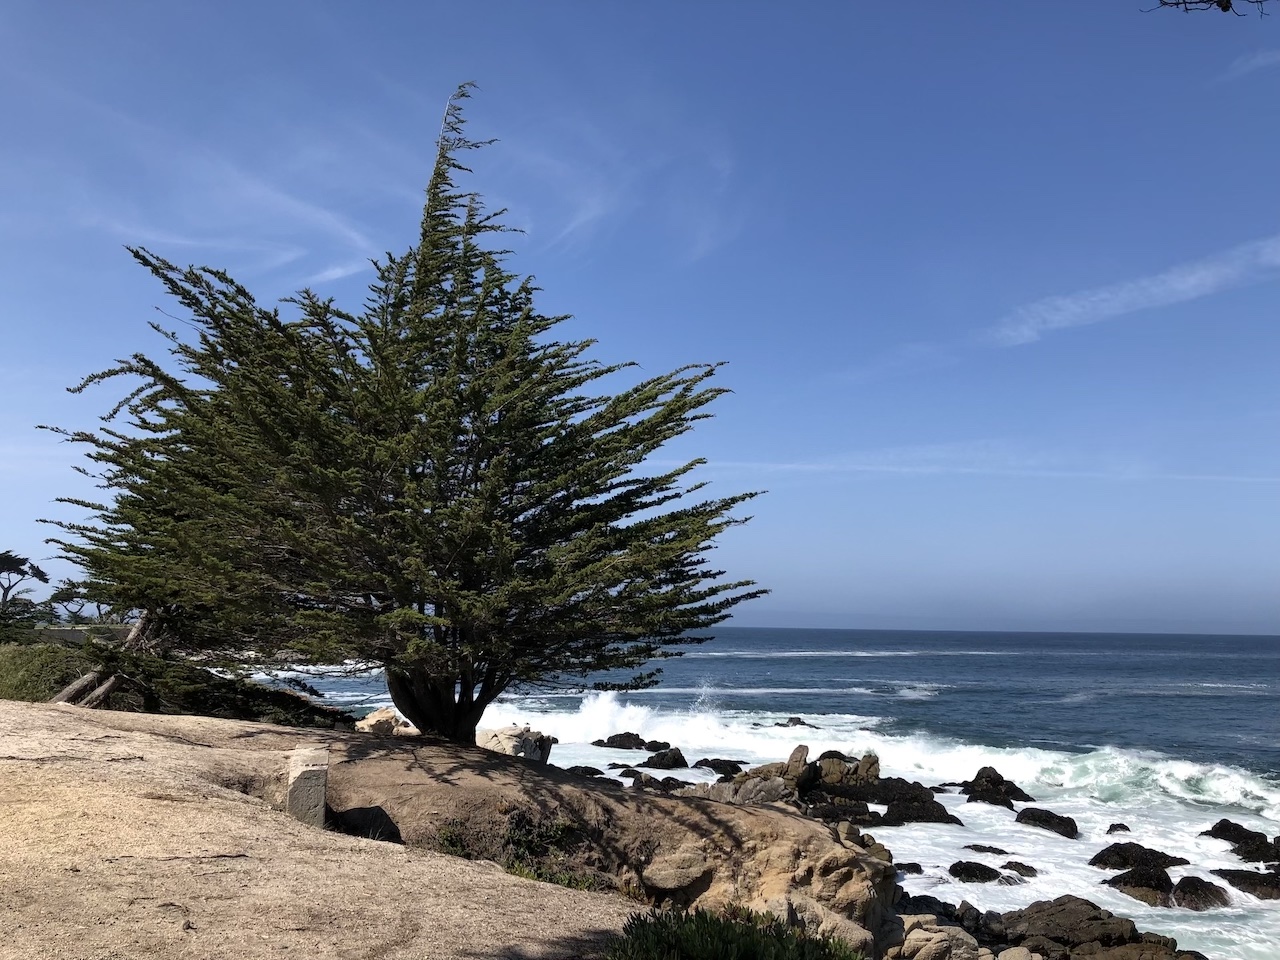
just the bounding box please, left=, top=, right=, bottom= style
left=0, top=699, right=899, bottom=960
left=0, top=700, right=633, bottom=960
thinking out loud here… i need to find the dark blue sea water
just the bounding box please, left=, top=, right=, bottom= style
left=613, top=628, right=1280, bottom=778
left=300, top=628, right=1280, bottom=958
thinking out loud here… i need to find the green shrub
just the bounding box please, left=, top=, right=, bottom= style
left=607, top=906, right=865, bottom=960
left=0, top=642, right=351, bottom=728
left=0, top=643, right=99, bottom=701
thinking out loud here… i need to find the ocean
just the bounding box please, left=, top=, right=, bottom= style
left=295, top=627, right=1280, bottom=960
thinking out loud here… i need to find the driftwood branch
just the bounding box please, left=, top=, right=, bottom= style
left=79, top=674, right=125, bottom=709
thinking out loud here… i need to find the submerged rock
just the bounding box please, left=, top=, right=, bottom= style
left=693, top=758, right=743, bottom=776
left=1015, top=807, right=1078, bottom=839
left=775, top=716, right=817, bottom=728
left=880, top=797, right=963, bottom=827
left=1107, top=822, right=1131, bottom=834
left=1171, top=875, right=1231, bottom=911
left=565, top=765, right=603, bottom=777
left=960, top=765, right=1035, bottom=809
left=1104, top=865, right=1174, bottom=907
left=965, top=843, right=1009, bottom=855
left=1088, top=841, right=1189, bottom=872
left=950, top=860, right=1001, bottom=883
left=637, top=747, right=688, bottom=770
left=1002, top=860, right=1038, bottom=878
left=1211, top=868, right=1280, bottom=899
left=591, top=732, right=647, bottom=750
left=1201, top=818, right=1280, bottom=865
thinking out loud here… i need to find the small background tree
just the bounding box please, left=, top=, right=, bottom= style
left=46, top=86, right=765, bottom=742
left=0, top=550, right=49, bottom=638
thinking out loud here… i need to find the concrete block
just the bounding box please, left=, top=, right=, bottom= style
left=286, top=744, right=328, bottom=828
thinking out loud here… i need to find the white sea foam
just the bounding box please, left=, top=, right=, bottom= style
left=477, top=691, right=1280, bottom=960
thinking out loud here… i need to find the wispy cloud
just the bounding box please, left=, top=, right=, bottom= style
left=1221, top=49, right=1280, bottom=81
left=4, top=62, right=377, bottom=285
left=990, top=233, right=1280, bottom=346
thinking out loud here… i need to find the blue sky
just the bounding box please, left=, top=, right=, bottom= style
left=2, top=2, right=1279, bottom=633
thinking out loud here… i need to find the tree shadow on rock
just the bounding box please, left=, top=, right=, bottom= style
left=453, top=925, right=623, bottom=959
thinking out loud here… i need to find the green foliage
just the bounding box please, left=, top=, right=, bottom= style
left=0, top=642, right=351, bottom=727
left=45, top=84, right=764, bottom=743
left=0, top=643, right=98, bottom=701
left=0, top=551, right=50, bottom=639
left=607, top=907, right=866, bottom=960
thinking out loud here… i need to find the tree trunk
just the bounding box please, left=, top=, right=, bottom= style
left=121, top=610, right=153, bottom=651
left=79, top=674, right=124, bottom=709
left=50, top=670, right=103, bottom=704
left=385, top=666, right=489, bottom=745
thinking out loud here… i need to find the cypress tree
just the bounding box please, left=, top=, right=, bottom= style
left=46, top=86, right=764, bottom=743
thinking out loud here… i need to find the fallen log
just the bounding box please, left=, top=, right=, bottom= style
left=79, top=674, right=124, bottom=709
left=50, top=671, right=104, bottom=704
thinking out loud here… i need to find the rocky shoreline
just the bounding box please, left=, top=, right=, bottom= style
left=554, top=728, right=1280, bottom=960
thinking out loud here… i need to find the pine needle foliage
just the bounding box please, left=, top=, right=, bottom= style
left=43, top=85, right=764, bottom=742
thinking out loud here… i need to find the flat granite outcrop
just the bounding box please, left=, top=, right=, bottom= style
left=0, top=700, right=633, bottom=960
left=0, top=700, right=900, bottom=959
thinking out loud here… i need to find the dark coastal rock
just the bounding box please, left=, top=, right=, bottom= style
left=1020, top=936, right=1069, bottom=960
left=1015, top=807, right=1078, bottom=839
left=629, top=772, right=685, bottom=792
left=693, top=758, right=743, bottom=777
left=964, top=843, right=1009, bottom=855
left=614, top=768, right=641, bottom=777
left=806, top=800, right=873, bottom=825
left=1003, top=860, right=1038, bottom=877
left=643, top=740, right=670, bottom=752
left=949, top=860, right=1001, bottom=883
left=637, top=747, right=688, bottom=770
left=879, top=797, right=963, bottom=827
left=606, top=762, right=635, bottom=770
left=1104, top=865, right=1174, bottom=907
left=591, top=732, right=647, bottom=750
left=896, top=893, right=959, bottom=921
left=997, top=897, right=1198, bottom=960
left=1211, top=868, right=1280, bottom=899
left=960, top=765, right=1035, bottom=809
left=1002, top=895, right=1137, bottom=948
left=952, top=900, right=1005, bottom=942
left=1107, top=822, right=1132, bottom=834
left=1201, top=818, right=1280, bottom=864
left=565, top=765, right=603, bottom=777
left=1171, top=875, right=1231, bottom=911
left=775, top=716, right=817, bottom=728
left=897, top=861, right=923, bottom=875
left=816, top=749, right=849, bottom=762
left=808, top=775, right=933, bottom=807
left=1088, top=841, right=1189, bottom=872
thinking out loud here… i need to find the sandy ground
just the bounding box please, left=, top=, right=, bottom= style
left=0, top=701, right=637, bottom=960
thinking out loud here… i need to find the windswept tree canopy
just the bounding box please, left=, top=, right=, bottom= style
left=46, top=86, right=765, bottom=742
